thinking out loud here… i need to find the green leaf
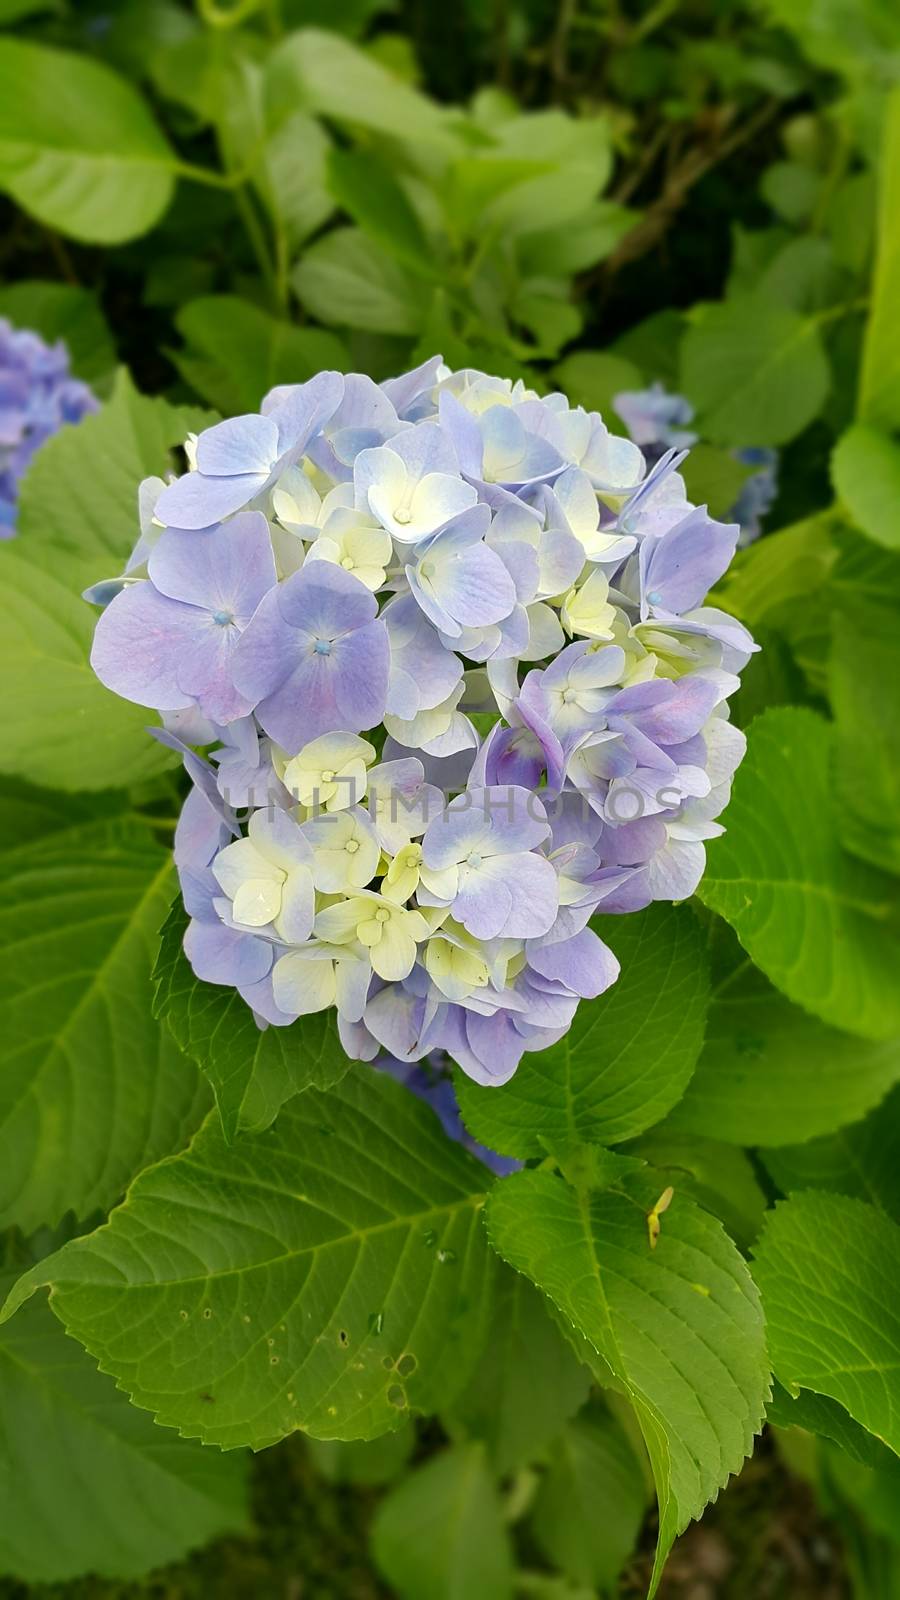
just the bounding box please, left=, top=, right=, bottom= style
left=0, top=548, right=173, bottom=793
left=173, top=296, right=349, bottom=415
left=756, top=235, right=846, bottom=314
left=486, top=1169, right=769, bottom=1594
left=0, top=372, right=210, bottom=792
left=832, top=424, right=900, bottom=550
left=665, top=958, right=900, bottom=1147
left=859, top=85, right=900, bottom=430
left=16, top=368, right=212, bottom=594
left=0, top=281, right=115, bottom=386
left=292, top=227, right=428, bottom=335
left=327, top=148, right=429, bottom=271
left=306, top=1424, right=414, bottom=1486
left=267, top=29, right=460, bottom=154
left=768, top=1380, right=891, bottom=1470
left=762, top=1084, right=900, bottom=1220
left=2, top=1073, right=495, bottom=1449
left=0, top=1282, right=247, bottom=1581
left=455, top=905, right=709, bottom=1160
left=830, top=594, right=900, bottom=875
left=372, top=1443, right=513, bottom=1600
left=153, top=900, right=350, bottom=1141
left=680, top=443, right=753, bottom=521
left=553, top=350, right=642, bottom=416
left=697, top=708, right=900, bottom=1041
left=443, top=1269, right=590, bottom=1473
left=530, top=1401, right=649, bottom=1591
left=0, top=821, right=209, bottom=1233
left=623, top=1131, right=768, bottom=1249
left=715, top=510, right=839, bottom=629
left=0, top=39, right=176, bottom=244
left=753, top=1191, right=900, bottom=1456
left=760, top=159, right=822, bottom=223
left=681, top=295, right=830, bottom=447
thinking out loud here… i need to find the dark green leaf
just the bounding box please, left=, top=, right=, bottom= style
left=0, top=1281, right=247, bottom=1581
left=531, top=1400, right=649, bottom=1591
left=762, top=1084, right=900, bottom=1219
left=327, top=148, right=429, bottom=271
left=443, top=1268, right=590, bottom=1473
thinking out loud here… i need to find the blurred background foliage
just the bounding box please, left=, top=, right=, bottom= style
left=2, top=0, right=900, bottom=1595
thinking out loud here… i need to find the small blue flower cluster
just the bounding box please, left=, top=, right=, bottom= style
left=87, top=359, right=757, bottom=1086
left=614, top=382, right=779, bottom=543
left=0, top=318, right=98, bottom=535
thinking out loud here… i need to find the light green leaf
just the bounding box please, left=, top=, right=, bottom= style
left=1, top=1073, right=496, bottom=1449
left=530, top=1401, right=649, bottom=1591
left=267, top=29, right=460, bottom=154
left=486, top=1169, right=769, bottom=1595
left=753, top=1191, right=900, bottom=1456
left=292, top=227, right=428, bottom=334
left=0, top=39, right=176, bottom=243
left=0, top=281, right=115, bottom=386
left=443, top=1269, right=590, bottom=1473
left=173, top=296, right=349, bottom=414
left=830, top=594, right=900, bottom=875
left=0, top=548, right=173, bottom=793
left=665, top=958, right=900, bottom=1147
left=455, top=905, right=709, bottom=1160
left=715, top=510, right=839, bottom=629
left=0, top=1282, right=247, bottom=1582
left=519, top=201, right=635, bottom=277
left=859, top=84, right=900, bottom=429
left=16, top=367, right=211, bottom=593
left=327, top=147, right=430, bottom=271
left=762, top=1084, right=900, bottom=1219
left=153, top=900, right=350, bottom=1141
left=0, top=821, right=209, bottom=1233
left=832, top=424, right=900, bottom=550
left=372, top=1443, right=513, bottom=1600
left=681, top=295, right=830, bottom=446
left=697, top=708, right=900, bottom=1041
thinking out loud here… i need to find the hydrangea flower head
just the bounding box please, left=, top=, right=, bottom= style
left=87, top=360, right=758, bottom=1088
left=0, top=317, right=98, bottom=535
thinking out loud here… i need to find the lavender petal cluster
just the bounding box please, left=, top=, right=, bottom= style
left=87, top=359, right=757, bottom=1087
left=614, top=382, right=779, bottom=544
left=0, top=318, right=98, bottom=535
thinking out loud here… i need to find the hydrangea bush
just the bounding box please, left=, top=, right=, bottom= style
left=0, top=317, right=97, bottom=534
left=88, top=359, right=756, bottom=1086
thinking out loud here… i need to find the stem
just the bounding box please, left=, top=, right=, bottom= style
left=233, top=184, right=281, bottom=311
left=196, top=0, right=262, bottom=27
